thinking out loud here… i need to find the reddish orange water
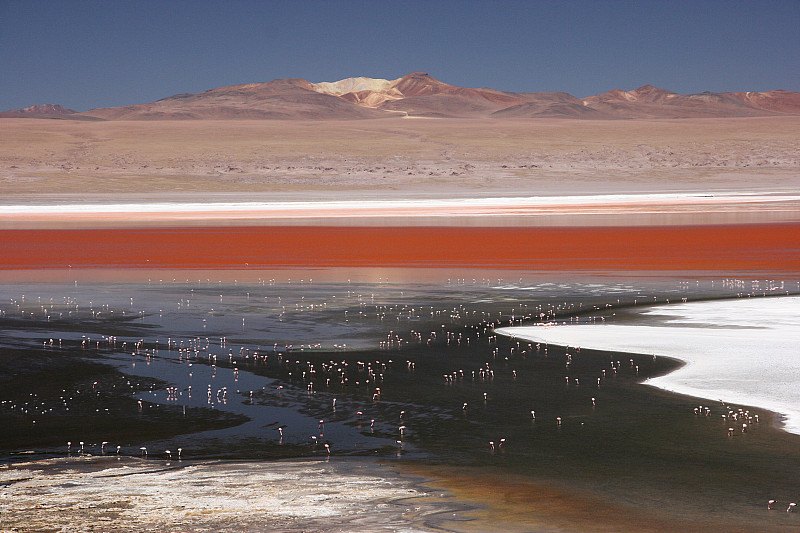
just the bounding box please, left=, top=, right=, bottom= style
left=2, top=223, right=799, bottom=271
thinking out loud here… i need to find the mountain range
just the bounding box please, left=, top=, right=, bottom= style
left=3, top=72, right=799, bottom=120
left=0, top=104, right=79, bottom=118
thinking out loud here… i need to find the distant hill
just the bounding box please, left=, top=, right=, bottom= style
left=0, top=104, right=78, bottom=118
left=581, top=85, right=800, bottom=118
left=4, top=74, right=800, bottom=120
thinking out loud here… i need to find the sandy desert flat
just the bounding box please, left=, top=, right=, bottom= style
left=2, top=116, right=798, bottom=201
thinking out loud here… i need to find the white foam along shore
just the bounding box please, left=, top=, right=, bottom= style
left=496, top=296, right=800, bottom=435
left=1, top=191, right=799, bottom=217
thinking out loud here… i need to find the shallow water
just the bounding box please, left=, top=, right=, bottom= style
left=0, top=273, right=702, bottom=458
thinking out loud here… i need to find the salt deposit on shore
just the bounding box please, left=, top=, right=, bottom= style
left=1, top=191, right=798, bottom=218
left=3, top=192, right=798, bottom=233
left=0, top=457, right=456, bottom=532
left=497, top=296, right=800, bottom=434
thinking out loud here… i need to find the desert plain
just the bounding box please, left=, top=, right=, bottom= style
left=2, top=116, right=799, bottom=198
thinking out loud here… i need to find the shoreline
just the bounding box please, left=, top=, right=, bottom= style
left=496, top=295, right=800, bottom=436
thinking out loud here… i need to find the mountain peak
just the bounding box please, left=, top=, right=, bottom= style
left=392, top=72, right=453, bottom=98
left=633, top=84, right=677, bottom=98
left=401, top=71, right=434, bottom=80
left=312, top=76, right=396, bottom=96
left=634, top=84, right=671, bottom=93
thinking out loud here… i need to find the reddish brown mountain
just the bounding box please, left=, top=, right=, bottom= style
left=81, top=78, right=384, bottom=120
left=374, top=72, right=527, bottom=117
left=4, top=74, right=799, bottom=120
left=721, top=89, right=800, bottom=114
left=582, top=85, right=800, bottom=118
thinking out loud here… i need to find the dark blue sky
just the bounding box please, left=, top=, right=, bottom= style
left=2, top=0, right=798, bottom=111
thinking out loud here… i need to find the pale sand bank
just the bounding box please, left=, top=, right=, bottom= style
left=497, top=295, right=800, bottom=434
